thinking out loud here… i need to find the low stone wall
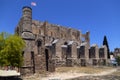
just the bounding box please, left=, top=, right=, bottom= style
left=55, top=59, right=66, bottom=67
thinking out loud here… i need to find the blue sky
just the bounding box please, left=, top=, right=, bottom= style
left=0, top=0, right=120, bottom=51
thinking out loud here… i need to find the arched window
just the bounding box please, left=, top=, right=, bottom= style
left=37, top=40, right=42, bottom=54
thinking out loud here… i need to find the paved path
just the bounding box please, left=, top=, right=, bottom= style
left=0, top=70, right=20, bottom=77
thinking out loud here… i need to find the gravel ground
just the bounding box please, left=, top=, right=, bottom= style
left=69, top=67, right=120, bottom=80
left=68, top=76, right=120, bottom=80
left=21, top=67, right=120, bottom=80
left=0, top=67, right=120, bottom=80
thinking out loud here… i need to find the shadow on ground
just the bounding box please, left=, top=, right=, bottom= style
left=0, top=77, right=22, bottom=80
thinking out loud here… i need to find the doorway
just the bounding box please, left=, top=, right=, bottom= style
left=45, top=49, right=49, bottom=71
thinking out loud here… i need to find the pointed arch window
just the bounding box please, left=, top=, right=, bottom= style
left=37, top=40, right=42, bottom=55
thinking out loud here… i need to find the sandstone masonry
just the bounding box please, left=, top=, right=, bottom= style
left=15, top=6, right=108, bottom=75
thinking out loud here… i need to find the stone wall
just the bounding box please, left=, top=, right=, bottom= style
left=99, top=45, right=108, bottom=65
left=89, top=44, right=99, bottom=66
left=15, top=6, right=108, bottom=75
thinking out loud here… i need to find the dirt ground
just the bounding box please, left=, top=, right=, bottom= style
left=22, top=66, right=120, bottom=80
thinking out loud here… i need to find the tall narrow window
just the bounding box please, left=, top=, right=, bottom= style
left=99, top=48, right=104, bottom=58
left=31, top=51, right=35, bottom=73
left=79, top=46, right=85, bottom=58
left=89, top=47, right=95, bottom=58
left=37, top=40, right=42, bottom=54
left=45, top=49, right=49, bottom=71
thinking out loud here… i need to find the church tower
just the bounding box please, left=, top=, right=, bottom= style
left=22, top=6, right=32, bottom=32
left=21, top=6, right=35, bottom=40
left=20, top=6, right=36, bottom=74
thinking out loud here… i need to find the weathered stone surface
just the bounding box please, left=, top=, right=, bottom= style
left=21, top=32, right=35, bottom=40
left=15, top=6, right=108, bottom=75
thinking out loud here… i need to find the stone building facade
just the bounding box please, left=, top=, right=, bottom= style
left=114, top=48, right=120, bottom=57
left=15, top=6, right=108, bottom=75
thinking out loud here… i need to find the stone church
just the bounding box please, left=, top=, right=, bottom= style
left=15, top=6, right=108, bottom=75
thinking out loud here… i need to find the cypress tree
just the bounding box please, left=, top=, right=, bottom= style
left=103, top=35, right=110, bottom=59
